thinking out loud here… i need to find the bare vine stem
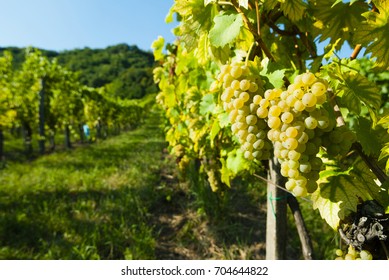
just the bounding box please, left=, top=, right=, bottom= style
left=231, top=0, right=275, bottom=61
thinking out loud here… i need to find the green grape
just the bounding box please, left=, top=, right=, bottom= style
left=256, top=107, right=268, bottom=118
left=310, top=157, right=323, bottom=171
left=285, top=179, right=296, bottom=191
left=253, top=139, right=265, bottom=150
left=233, top=98, right=245, bottom=109
left=253, top=95, right=262, bottom=105
left=283, top=138, right=298, bottom=150
left=246, top=114, right=257, bottom=125
left=311, top=81, right=327, bottom=96
left=230, top=65, right=243, bottom=79
left=297, top=131, right=309, bottom=144
left=249, top=82, right=259, bottom=92
left=360, top=250, right=373, bottom=260
left=246, top=133, right=256, bottom=143
left=306, top=180, right=318, bottom=193
left=281, top=112, right=294, bottom=124
left=293, top=185, right=307, bottom=197
left=268, top=116, right=281, bottom=129
left=302, top=92, right=317, bottom=107
left=288, top=150, right=301, bottom=161
left=240, top=79, right=251, bottom=91
left=248, top=125, right=258, bottom=134
left=301, top=72, right=317, bottom=86
left=317, top=115, right=329, bottom=129
left=230, top=79, right=241, bottom=90
left=269, top=105, right=282, bottom=117
left=299, top=162, right=312, bottom=173
left=329, top=129, right=343, bottom=144
left=286, top=127, right=298, bottom=138
left=293, top=88, right=304, bottom=99
left=294, top=100, right=306, bottom=112
left=304, top=116, right=318, bottom=129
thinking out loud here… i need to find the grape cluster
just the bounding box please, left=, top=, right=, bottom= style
left=218, top=61, right=272, bottom=161
left=217, top=64, right=356, bottom=197
left=335, top=245, right=373, bottom=260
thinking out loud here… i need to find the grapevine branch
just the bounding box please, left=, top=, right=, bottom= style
left=231, top=0, right=275, bottom=61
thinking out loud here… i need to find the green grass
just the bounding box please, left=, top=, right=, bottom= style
left=0, top=110, right=167, bottom=259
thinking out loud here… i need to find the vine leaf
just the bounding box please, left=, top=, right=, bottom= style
left=354, top=0, right=389, bottom=70
left=260, top=58, right=285, bottom=89
left=312, top=0, right=368, bottom=49
left=151, top=36, right=165, bottom=61
left=311, top=191, right=341, bottom=230
left=226, top=149, right=249, bottom=175
left=337, top=71, right=381, bottom=115
left=312, top=158, right=389, bottom=230
left=209, top=13, right=243, bottom=48
left=354, top=117, right=382, bottom=157
left=280, top=0, right=307, bottom=22
left=200, top=93, right=216, bottom=115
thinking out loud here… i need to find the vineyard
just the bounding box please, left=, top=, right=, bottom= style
left=152, top=0, right=389, bottom=260
left=1, top=0, right=389, bottom=261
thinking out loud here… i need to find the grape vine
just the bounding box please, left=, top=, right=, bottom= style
left=153, top=0, right=389, bottom=259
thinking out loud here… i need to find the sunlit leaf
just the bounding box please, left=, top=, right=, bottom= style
left=354, top=0, right=389, bottom=70
left=338, top=72, right=381, bottom=115
left=280, top=0, right=307, bottom=22
left=209, top=13, right=243, bottom=48
left=312, top=0, right=368, bottom=48
left=199, top=93, right=216, bottom=115
left=312, top=158, right=388, bottom=230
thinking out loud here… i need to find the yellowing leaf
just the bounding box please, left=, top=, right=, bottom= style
left=311, top=189, right=341, bottom=230
left=312, top=158, right=389, bottom=230
left=354, top=0, right=389, bottom=70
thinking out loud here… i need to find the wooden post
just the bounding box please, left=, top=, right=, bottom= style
left=64, top=124, right=72, bottom=149
left=0, top=128, right=3, bottom=160
left=38, top=78, right=45, bottom=155
left=266, top=156, right=287, bottom=259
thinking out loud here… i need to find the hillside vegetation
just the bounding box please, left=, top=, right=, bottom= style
left=0, top=44, right=156, bottom=100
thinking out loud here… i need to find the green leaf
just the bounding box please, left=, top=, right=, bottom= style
left=354, top=117, right=382, bottom=157
left=210, top=118, right=221, bottom=142
left=312, top=0, right=368, bottom=48
left=311, top=190, right=341, bottom=230
left=226, top=149, right=249, bottom=175
left=220, top=158, right=231, bottom=187
left=338, top=72, right=381, bottom=115
left=313, top=158, right=389, bottom=229
left=209, top=13, right=243, bottom=48
left=354, top=1, right=389, bottom=70
left=260, top=57, right=286, bottom=89
left=151, top=36, right=165, bottom=61
left=195, top=32, right=209, bottom=65
left=280, top=0, right=307, bottom=22
left=199, top=93, right=216, bottom=115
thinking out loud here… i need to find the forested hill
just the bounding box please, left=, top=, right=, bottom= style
left=0, top=44, right=157, bottom=100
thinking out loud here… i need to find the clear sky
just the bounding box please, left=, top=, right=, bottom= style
left=0, top=0, right=177, bottom=52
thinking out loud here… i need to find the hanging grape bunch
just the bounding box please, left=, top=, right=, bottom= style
left=217, top=61, right=272, bottom=161
left=217, top=65, right=357, bottom=198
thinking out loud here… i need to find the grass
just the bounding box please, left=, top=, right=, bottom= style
left=0, top=109, right=166, bottom=259
left=0, top=108, right=337, bottom=260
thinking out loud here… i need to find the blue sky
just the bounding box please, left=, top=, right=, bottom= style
left=0, top=0, right=177, bottom=52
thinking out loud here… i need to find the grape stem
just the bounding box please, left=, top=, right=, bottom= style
left=231, top=0, right=275, bottom=61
